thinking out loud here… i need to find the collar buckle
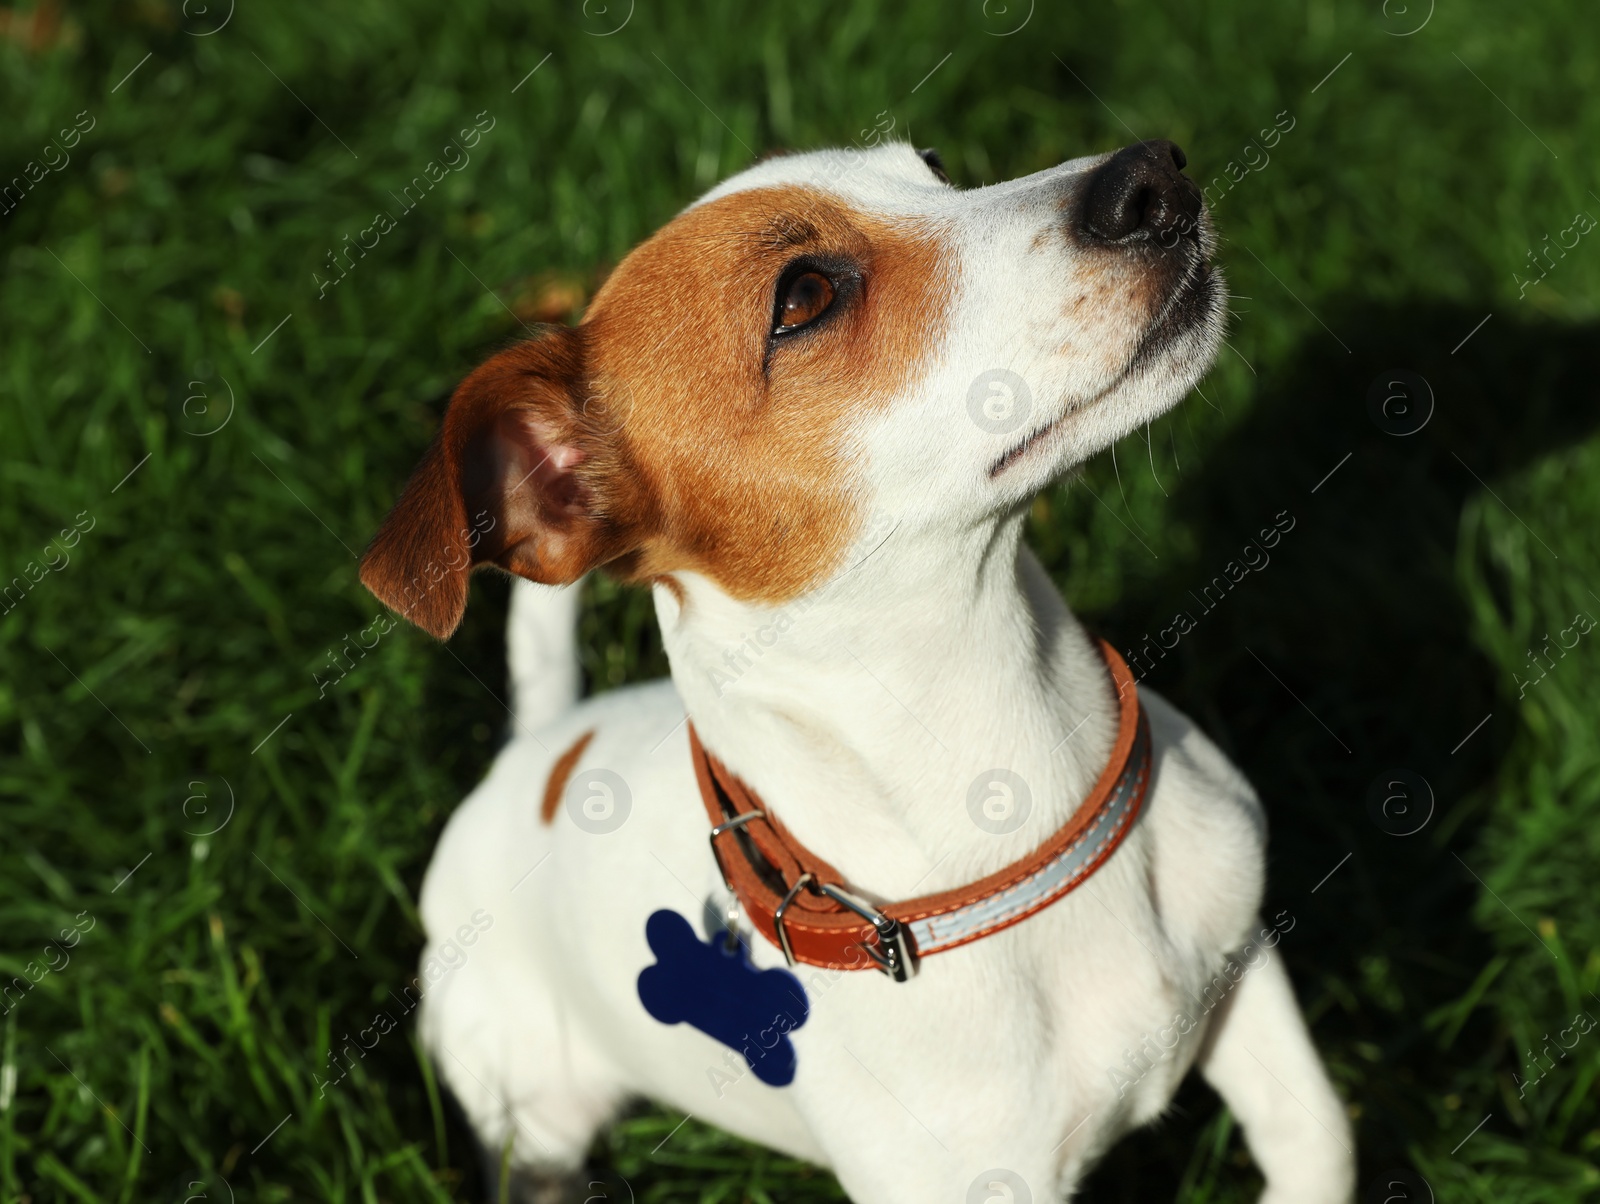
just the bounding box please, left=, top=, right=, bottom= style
left=707, top=809, right=766, bottom=893
left=709, top=808, right=766, bottom=850
left=772, top=876, right=919, bottom=981
left=773, top=873, right=816, bottom=969
left=815, top=882, right=919, bottom=983
left=717, top=816, right=919, bottom=982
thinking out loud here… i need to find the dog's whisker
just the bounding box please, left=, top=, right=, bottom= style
left=1220, top=336, right=1257, bottom=375
left=1109, top=441, right=1152, bottom=536
left=1144, top=421, right=1169, bottom=498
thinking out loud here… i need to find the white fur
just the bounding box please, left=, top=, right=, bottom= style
left=417, top=145, right=1355, bottom=1202
left=506, top=579, right=582, bottom=733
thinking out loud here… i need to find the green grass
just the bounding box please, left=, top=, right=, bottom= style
left=2, top=0, right=1598, bottom=1200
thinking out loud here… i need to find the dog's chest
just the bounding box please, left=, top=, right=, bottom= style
left=421, top=683, right=1252, bottom=1180
left=777, top=865, right=1198, bottom=1108
left=585, top=821, right=1198, bottom=1161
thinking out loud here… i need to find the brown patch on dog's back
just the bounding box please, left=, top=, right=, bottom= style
left=582, top=185, right=950, bottom=602
left=541, top=729, right=596, bottom=825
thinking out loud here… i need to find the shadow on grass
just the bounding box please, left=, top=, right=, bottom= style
left=417, top=301, right=1600, bottom=1201
left=1073, top=299, right=1600, bottom=1200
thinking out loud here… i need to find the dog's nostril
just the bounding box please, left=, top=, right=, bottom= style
left=1079, top=139, right=1201, bottom=246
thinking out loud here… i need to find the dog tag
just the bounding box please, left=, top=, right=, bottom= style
left=637, top=909, right=809, bottom=1087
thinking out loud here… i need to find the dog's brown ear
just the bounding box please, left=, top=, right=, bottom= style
left=360, top=327, right=627, bottom=639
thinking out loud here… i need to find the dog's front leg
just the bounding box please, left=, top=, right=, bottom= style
left=1196, top=940, right=1356, bottom=1203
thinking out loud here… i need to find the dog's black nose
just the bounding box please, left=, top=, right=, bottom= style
left=1080, top=140, right=1202, bottom=245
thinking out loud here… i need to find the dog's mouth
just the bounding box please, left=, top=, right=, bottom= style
left=988, top=259, right=1220, bottom=479
left=1131, top=257, right=1219, bottom=371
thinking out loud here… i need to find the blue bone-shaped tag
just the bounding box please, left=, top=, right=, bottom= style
left=636, top=908, right=809, bottom=1087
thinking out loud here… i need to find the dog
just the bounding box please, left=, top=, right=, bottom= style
left=359, top=139, right=1356, bottom=1203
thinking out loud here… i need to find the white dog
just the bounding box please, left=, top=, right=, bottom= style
left=360, top=140, right=1355, bottom=1203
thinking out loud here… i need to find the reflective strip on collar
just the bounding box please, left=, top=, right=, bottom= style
left=910, top=710, right=1150, bottom=953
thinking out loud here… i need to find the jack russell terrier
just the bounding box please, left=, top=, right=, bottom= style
left=360, top=139, right=1356, bottom=1203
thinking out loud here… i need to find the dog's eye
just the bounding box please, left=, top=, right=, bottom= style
left=918, top=147, right=951, bottom=185
left=774, top=271, right=836, bottom=334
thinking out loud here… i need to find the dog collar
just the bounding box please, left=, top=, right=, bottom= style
left=691, top=639, right=1151, bottom=983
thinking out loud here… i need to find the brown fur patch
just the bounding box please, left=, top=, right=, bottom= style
left=541, top=729, right=596, bottom=825
left=361, top=185, right=952, bottom=635
left=582, top=185, right=951, bottom=601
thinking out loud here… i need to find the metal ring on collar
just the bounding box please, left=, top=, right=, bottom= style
left=707, top=809, right=766, bottom=890
left=710, top=809, right=766, bottom=841
left=772, top=872, right=815, bottom=967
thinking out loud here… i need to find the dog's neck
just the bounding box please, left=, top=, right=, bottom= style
left=656, top=515, right=1121, bottom=901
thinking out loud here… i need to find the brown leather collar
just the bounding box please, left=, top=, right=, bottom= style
left=691, top=639, right=1151, bottom=981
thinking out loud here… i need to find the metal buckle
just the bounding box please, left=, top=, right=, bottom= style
left=709, top=809, right=766, bottom=846
left=773, top=873, right=815, bottom=968
left=720, top=892, right=744, bottom=954
left=816, top=881, right=918, bottom=983
left=707, top=810, right=765, bottom=885
left=713, top=810, right=918, bottom=983
left=770, top=875, right=918, bottom=982
left=708, top=810, right=767, bottom=953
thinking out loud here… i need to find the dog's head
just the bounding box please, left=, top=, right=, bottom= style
left=361, top=140, right=1224, bottom=637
